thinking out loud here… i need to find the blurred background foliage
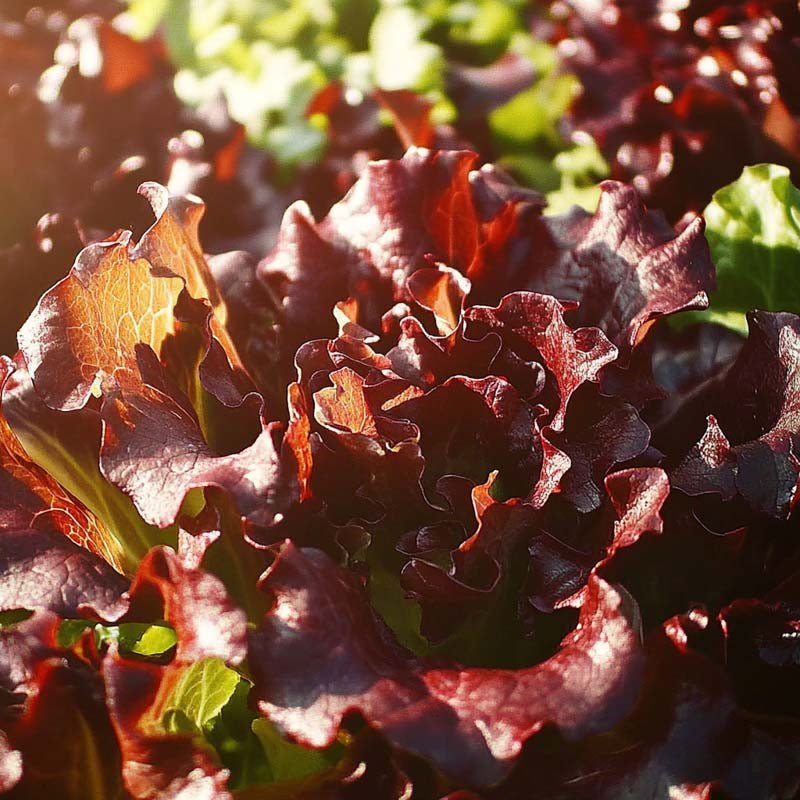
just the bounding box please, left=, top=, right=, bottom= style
left=0, top=0, right=606, bottom=356
left=122, top=0, right=605, bottom=198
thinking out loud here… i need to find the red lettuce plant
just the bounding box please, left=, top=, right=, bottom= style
left=0, top=0, right=283, bottom=356
left=0, top=149, right=798, bottom=798
left=547, top=0, right=800, bottom=220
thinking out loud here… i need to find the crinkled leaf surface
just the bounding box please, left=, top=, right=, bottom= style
left=17, top=184, right=244, bottom=413
left=100, top=384, right=287, bottom=529
left=3, top=143, right=800, bottom=799
left=250, top=542, right=645, bottom=787
left=466, top=292, right=617, bottom=431
left=0, top=528, right=128, bottom=620
left=672, top=310, right=800, bottom=518
left=515, top=183, right=714, bottom=356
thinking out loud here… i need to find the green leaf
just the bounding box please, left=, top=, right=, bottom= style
left=264, top=123, right=328, bottom=168
left=207, top=680, right=275, bottom=789
left=252, top=719, right=342, bottom=783
left=161, top=657, right=241, bottom=734
left=3, top=393, right=175, bottom=574
left=545, top=141, right=608, bottom=215
left=499, top=154, right=560, bottom=193
left=365, top=543, right=428, bottom=657
left=119, top=623, right=178, bottom=655
left=204, top=678, right=343, bottom=792
left=551, top=140, right=608, bottom=181
left=123, top=0, right=578, bottom=184
left=149, top=0, right=195, bottom=66
left=254, top=3, right=314, bottom=47
left=489, top=72, right=578, bottom=151
left=0, top=608, right=34, bottom=627
left=700, top=163, right=800, bottom=333
left=56, top=620, right=178, bottom=654
left=370, top=6, right=443, bottom=92
left=56, top=619, right=94, bottom=646
left=447, top=0, right=519, bottom=49
left=545, top=183, right=602, bottom=216
left=125, top=0, right=171, bottom=39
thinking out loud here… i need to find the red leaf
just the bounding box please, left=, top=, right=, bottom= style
left=250, top=543, right=644, bottom=787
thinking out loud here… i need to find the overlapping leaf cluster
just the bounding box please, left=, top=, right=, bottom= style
left=0, top=0, right=289, bottom=356
left=0, top=0, right=606, bottom=363
left=1, top=143, right=799, bottom=798
left=547, top=0, right=800, bottom=220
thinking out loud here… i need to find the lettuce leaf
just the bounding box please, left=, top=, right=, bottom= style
left=700, top=164, right=800, bottom=334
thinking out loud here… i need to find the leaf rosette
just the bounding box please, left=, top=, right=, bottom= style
left=0, top=150, right=799, bottom=797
